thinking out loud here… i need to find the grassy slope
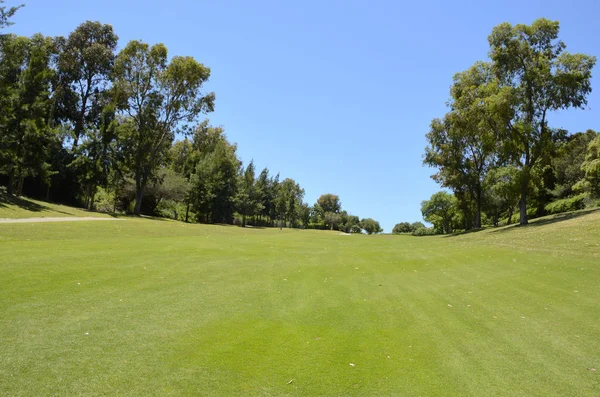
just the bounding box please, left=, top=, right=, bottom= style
left=0, top=192, right=110, bottom=219
left=0, top=210, right=599, bottom=396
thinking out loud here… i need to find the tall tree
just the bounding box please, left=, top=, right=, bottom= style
left=112, top=40, right=215, bottom=214
left=488, top=18, right=596, bottom=224
left=275, top=178, right=304, bottom=228
left=0, top=34, right=56, bottom=196
left=55, top=21, right=118, bottom=148
left=425, top=62, right=505, bottom=228
left=190, top=137, right=239, bottom=223
left=236, top=160, right=263, bottom=227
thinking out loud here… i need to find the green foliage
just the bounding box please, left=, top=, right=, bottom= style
left=0, top=0, right=22, bottom=30
left=112, top=40, right=215, bottom=214
left=580, top=134, right=600, bottom=197
left=0, top=33, right=57, bottom=196
left=360, top=217, right=382, bottom=234
left=392, top=222, right=413, bottom=234
left=421, top=191, right=458, bottom=234
left=411, top=226, right=437, bottom=236
left=544, top=193, right=588, bottom=215
left=54, top=21, right=118, bottom=148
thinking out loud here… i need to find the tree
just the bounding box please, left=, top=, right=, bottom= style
left=236, top=160, right=263, bottom=227
left=483, top=166, right=520, bottom=225
left=54, top=21, right=118, bottom=148
left=392, top=222, right=412, bottom=234
left=360, top=218, right=382, bottom=235
left=323, top=211, right=342, bottom=231
left=489, top=18, right=596, bottom=225
left=275, top=178, right=304, bottom=228
left=69, top=103, right=119, bottom=209
left=0, top=1, right=22, bottom=30
left=580, top=134, right=600, bottom=198
left=112, top=40, right=215, bottom=215
left=421, top=191, right=457, bottom=234
left=411, top=221, right=425, bottom=230
left=317, top=193, right=341, bottom=214
left=190, top=137, right=239, bottom=224
left=425, top=62, right=503, bottom=228
left=0, top=34, right=56, bottom=196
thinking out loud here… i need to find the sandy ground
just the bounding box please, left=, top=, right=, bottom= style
left=0, top=217, right=121, bottom=224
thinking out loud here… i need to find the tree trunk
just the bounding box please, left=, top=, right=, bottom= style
left=134, top=187, right=145, bottom=215
left=16, top=176, right=24, bottom=197
left=89, top=185, right=96, bottom=211
left=46, top=183, right=51, bottom=201
left=242, top=214, right=246, bottom=227
left=475, top=186, right=482, bottom=229
left=185, top=202, right=190, bottom=223
left=7, top=172, right=15, bottom=196
left=507, top=206, right=513, bottom=225
left=519, top=179, right=528, bottom=226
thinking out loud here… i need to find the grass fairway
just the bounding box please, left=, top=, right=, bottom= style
left=1, top=211, right=599, bottom=396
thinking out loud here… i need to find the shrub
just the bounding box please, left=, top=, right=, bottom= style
left=412, top=227, right=437, bottom=236
left=544, top=193, right=588, bottom=214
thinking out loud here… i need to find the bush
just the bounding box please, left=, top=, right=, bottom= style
left=544, top=193, right=588, bottom=214
left=411, top=227, right=437, bottom=236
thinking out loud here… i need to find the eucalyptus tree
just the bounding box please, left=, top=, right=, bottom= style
left=488, top=18, right=596, bottom=224
left=55, top=21, right=118, bottom=148
left=112, top=40, right=215, bottom=214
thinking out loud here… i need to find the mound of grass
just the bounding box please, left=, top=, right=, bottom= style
left=0, top=208, right=599, bottom=395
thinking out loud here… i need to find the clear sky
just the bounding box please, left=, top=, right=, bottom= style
left=8, top=0, right=599, bottom=231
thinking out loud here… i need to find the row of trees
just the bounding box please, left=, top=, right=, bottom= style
left=0, top=6, right=384, bottom=232
left=421, top=18, right=598, bottom=233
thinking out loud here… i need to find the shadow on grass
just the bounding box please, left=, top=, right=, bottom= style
left=0, top=191, right=48, bottom=212
left=443, top=228, right=486, bottom=238
left=490, top=207, right=600, bottom=233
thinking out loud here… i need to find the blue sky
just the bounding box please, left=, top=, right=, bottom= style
left=9, top=0, right=599, bottom=231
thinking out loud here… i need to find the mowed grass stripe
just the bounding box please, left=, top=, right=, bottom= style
left=1, top=212, right=599, bottom=395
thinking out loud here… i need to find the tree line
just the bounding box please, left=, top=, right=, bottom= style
left=398, top=18, right=598, bottom=235
left=0, top=3, right=384, bottom=232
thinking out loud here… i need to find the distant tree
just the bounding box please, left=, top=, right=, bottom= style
left=190, top=137, right=239, bottom=223
left=54, top=21, right=118, bottom=148
left=421, top=191, right=457, bottom=234
left=317, top=193, right=341, bottom=214
left=112, top=40, right=215, bottom=215
left=298, top=202, right=311, bottom=228
left=236, top=160, right=263, bottom=227
left=392, top=222, right=412, bottom=234
left=275, top=178, right=304, bottom=228
left=323, top=211, right=342, bottom=231
left=360, top=218, right=382, bottom=235
left=410, top=221, right=425, bottom=230
left=489, top=18, right=596, bottom=225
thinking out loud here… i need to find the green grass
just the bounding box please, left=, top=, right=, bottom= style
left=1, top=208, right=599, bottom=395
left=0, top=191, right=110, bottom=219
